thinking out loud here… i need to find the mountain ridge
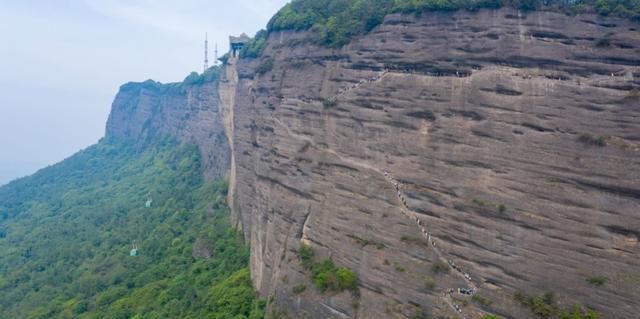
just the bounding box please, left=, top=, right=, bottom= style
left=2, top=3, right=640, bottom=319
left=105, top=69, right=230, bottom=182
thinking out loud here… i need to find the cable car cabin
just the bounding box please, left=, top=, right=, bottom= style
left=130, top=248, right=138, bottom=257
left=145, top=199, right=152, bottom=208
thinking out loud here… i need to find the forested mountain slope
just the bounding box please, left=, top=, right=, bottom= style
left=0, top=138, right=262, bottom=319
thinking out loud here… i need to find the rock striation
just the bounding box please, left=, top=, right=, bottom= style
left=229, top=8, right=640, bottom=319
left=105, top=79, right=230, bottom=181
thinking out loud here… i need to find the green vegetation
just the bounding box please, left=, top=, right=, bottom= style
left=431, top=261, right=450, bottom=274
left=268, top=0, right=397, bottom=47
left=401, top=235, right=429, bottom=247
left=208, top=269, right=266, bottom=319
left=482, top=315, right=501, bottom=319
left=298, top=243, right=315, bottom=269
left=471, top=197, right=508, bottom=213
left=472, top=197, right=488, bottom=206
left=314, top=260, right=359, bottom=291
left=347, top=234, right=386, bottom=249
left=322, top=96, right=338, bottom=108
left=218, top=53, right=230, bottom=65
left=266, top=0, right=640, bottom=47
left=594, top=34, right=613, bottom=47
left=578, top=134, right=608, bottom=146
left=0, top=138, right=263, bottom=318
left=626, top=87, right=640, bottom=100
left=385, top=301, right=430, bottom=318
left=472, top=294, right=494, bottom=306
left=297, top=244, right=358, bottom=292
left=409, top=306, right=430, bottom=319
left=514, top=291, right=557, bottom=318
left=183, top=66, right=222, bottom=85
left=292, top=284, right=307, bottom=294
left=617, top=272, right=640, bottom=286
left=514, top=291, right=600, bottom=319
left=242, top=30, right=269, bottom=58
left=423, top=276, right=436, bottom=290
left=559, top=307, right=601, bottom=319
left=119, top=66, right=221, bottom=98
left=255, top=58, right=275, bottom=75
left=586, top=275, right=607, bottom=286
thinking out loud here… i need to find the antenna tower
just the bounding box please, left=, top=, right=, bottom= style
left=204, top=32, right=209, bottom=72
left=214, top=42, right=219, bottom=65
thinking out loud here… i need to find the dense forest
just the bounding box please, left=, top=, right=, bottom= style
left=246, top=0, right=640, bottom=48
left=0, top=138, right=263, bottom=319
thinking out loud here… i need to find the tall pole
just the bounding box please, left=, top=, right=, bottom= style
left=214, top=42, right=219, bottom=65
left=204, top=32, right=209, bottom=72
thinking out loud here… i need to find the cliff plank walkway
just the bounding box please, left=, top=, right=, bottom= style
left=271, top=112, right=489, bottom=318
left=335, top=70, right=389, bottom=97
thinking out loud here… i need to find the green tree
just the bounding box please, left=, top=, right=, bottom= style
left=0, top=138, right=262, bottom=319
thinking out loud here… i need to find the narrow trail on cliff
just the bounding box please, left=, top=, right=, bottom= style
left=384, top=171, right=477, bottom=318
left=335, top=70, right=389, bottom=97
left=272, top=113, right=483, bottom=318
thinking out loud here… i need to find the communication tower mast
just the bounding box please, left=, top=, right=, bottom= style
left=204, top=32, right=209, bottom=72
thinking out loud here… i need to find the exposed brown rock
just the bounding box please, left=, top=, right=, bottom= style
left=105, top=80, right=230, bottom=181
left=229, top=8, right=640, bottom=319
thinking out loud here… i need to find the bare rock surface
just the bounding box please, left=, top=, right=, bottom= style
left=106, top=80, right=230, bottom=180
left=230, top=8, right=640, bottom=319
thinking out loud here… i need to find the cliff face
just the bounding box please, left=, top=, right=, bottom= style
left=230, top=8, right=640, bottom=319
left=218, top=58, right=242, bottom=229
left=105, top=79, right=229, bottom=180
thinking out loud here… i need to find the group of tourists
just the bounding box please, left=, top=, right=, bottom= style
left=383, top=169, right=479, bottom=317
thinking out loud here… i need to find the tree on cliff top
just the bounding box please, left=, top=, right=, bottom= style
left=266, top=0, right=640, bottom=47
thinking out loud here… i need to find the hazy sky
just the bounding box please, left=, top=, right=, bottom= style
left=0, top=0, right=289, bottom=185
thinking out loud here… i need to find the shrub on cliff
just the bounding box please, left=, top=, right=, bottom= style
left=322, top=96, right=337, bottom=107
left=586, top=275, right=607, bottom=286
left=431, top=261, right=450, bottom=274
left=514, top=291, right=601, bottom=319
left=577, top=134, right=607, bottom=146
left=255, top=58, right=274, bottom=75
left=298, top=244, right=315, bottom=269
left=242, top=30, right=269, bottom=58
left=183, top=71, right=203, bottom=85
left=202, top=66, right=221, bottom=82
left=313, top=260, right=358, bottom=292
left=297, top=244, right=358, bottom=292
left=182, top=67, right=220, bottom=86
left=292, top=284, right=307, bottom=294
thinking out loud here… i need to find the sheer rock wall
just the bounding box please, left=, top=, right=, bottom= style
left=231, top=9, right=640, bottom=319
